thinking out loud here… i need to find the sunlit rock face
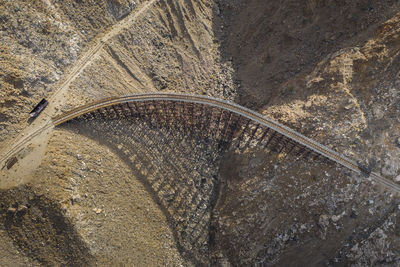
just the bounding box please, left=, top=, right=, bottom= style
left=1, top=0, right=400, bottom=265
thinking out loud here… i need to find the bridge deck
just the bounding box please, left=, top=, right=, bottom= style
left=52, top=93, right=400, bottom=192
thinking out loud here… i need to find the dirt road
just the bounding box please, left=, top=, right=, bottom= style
left=0, top=0, right=157, bottom=189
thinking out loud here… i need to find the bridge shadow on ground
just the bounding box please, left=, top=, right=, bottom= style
left=62, top=115, right=225, bottom=265
left=58, top=100, right=335, bottom=264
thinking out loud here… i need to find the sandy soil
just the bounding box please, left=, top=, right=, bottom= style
left=1, top=0, right=400, bottom=265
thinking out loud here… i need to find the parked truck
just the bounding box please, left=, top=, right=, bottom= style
left=29, top=98, right=48, bottom=119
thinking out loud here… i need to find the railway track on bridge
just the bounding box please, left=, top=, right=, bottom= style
left=51, top=93, right=400, bottom=193
left=1, top=93, right=399, bottom=193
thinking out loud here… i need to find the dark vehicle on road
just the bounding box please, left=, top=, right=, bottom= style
left=29, top=98, right=48, bottom=119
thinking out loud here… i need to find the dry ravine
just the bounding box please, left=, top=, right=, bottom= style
left=1, top=0, right=400, bottom=266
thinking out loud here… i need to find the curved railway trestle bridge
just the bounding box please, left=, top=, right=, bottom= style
left=51, top=93, right=400, bottom=192
left=2, top=92, right=400, bottom=264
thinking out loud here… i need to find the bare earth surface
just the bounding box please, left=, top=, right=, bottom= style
left=1, top=0, right=400, bottom=266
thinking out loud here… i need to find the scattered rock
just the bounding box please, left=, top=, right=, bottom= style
left=80, top=161, right=88, bottom=171
left=7, top=207, right=16, bottom=213
left=395, top=175, right=400, bottom=182
left=319, top=214, right=330, bottom=227
left=368, top=208, right=374, bottom=214
left=351, top=243, right=359, bottom=252
left=71, top=194, right=81, bottom=204
left=17, top=204, right=27, bottom=212
left=331, top=215, right=340, bottom=223
left=76, top=154, right=82, bottom=160
left=93, top=208, right=102, bottom=214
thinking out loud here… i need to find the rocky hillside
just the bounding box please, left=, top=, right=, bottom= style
left=212, top=0, right=400, bottom=265
left=1, top=0, right=400, bottom=266
left=0, top=0, right=133, bottom=143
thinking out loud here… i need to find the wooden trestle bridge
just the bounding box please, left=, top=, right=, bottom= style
left=52, top=93, right=399, bottom=191
left=2, top=92, right=399, bottom=264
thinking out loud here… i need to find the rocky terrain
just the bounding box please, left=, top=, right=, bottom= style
left=1, top=0, right=400, bottom=266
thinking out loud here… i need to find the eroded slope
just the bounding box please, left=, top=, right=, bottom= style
left=211, top=0, right=400, bottom=265
left=2, top=0, right=400, bottom=266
